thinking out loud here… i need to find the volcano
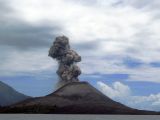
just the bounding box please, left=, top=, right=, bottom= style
left=0, top=81, right=159, bottom=114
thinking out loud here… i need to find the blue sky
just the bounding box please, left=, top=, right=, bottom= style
left=0, top=0, right=160, bottom=111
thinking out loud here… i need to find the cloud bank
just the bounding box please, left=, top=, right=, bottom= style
left=97, top=81, right=160, bottom=111
left=0, top=0, right=160, bottom=82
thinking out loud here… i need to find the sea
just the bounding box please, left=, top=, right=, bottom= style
left=0, top=115, right=160, bottom=120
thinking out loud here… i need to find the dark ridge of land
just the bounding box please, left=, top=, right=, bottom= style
left=0, top=81, right=30, bottom=107
left=0, top=82, right=159, bottom=114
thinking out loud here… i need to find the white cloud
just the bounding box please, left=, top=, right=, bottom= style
left=1, top=0, right=160, bottom=84
left=8, top=0, right=152, bottom=47
left=97, top=81, right=130, bottom=98
left=0, top=48, right=57, bottom=76
left=80, top=56, right=160, bottom=83
left=97, top=81, right=160, bottom=111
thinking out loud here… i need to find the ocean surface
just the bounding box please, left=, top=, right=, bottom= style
left=0, top=115, right=160, bottom=120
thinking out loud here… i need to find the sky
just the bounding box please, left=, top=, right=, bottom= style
left=0, top=0, right=160, bottom=111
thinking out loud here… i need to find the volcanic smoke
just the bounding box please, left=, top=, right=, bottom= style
left=49, top=36, right=81, bottom=86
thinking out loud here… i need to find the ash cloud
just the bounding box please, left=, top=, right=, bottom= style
left=49, top=36, right=81, bottom=87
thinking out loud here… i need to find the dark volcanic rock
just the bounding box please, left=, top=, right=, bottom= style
left=0, top=82, right=159, bottom=114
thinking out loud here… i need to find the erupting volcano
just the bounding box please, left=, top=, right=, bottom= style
left=0, top=36, right=159, bottom=115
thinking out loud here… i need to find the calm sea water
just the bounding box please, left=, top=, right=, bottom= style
left=0, top=114, right=159, bottom=120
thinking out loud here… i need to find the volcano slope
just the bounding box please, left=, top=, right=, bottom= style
left=0, top=82, right=159, bottom=114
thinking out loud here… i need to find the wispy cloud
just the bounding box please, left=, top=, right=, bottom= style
left=0, top=48, right=57, bottom=76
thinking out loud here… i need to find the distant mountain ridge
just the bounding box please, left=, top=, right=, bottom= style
left=0, top=81, right=159, bottom=114
left=0, top=81, right=30, bottom=106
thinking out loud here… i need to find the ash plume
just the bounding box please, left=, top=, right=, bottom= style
left=49, top=36, right=81, bottom=87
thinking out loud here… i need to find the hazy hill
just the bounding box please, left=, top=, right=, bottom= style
left=0, top=81, right=30, bottom=106
left=1, top=82, right=159, bottom=114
